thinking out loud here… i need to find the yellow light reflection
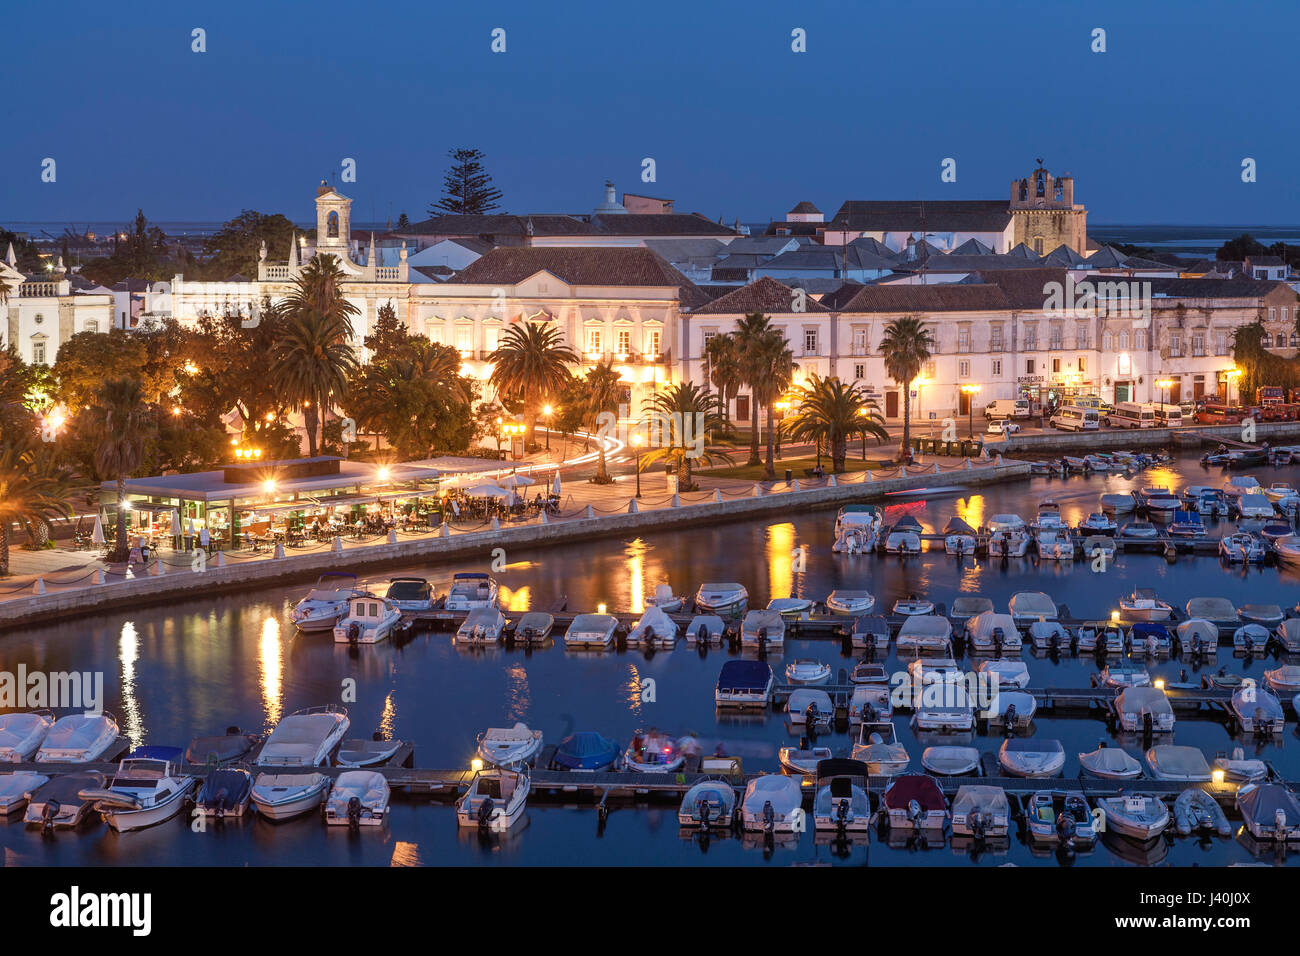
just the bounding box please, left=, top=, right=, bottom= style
left=627, top=539, right=646, bottom=613
left=506, top=662, right=531, bottom=722
left=500, top=585, right=531, bottom=612
left=768, top=522, right=796, bottom=599
left=259, top=616, right=284, bottom=728
left=624, top=663, right=644, bottom=720
left=118, top=622, right=144, bottom=748
left=378, top=691, right=397, bottom=739
left=955, top=495, right=985, bottom=532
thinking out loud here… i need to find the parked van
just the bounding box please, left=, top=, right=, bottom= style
left=1153, top=403, right=1184, bottom=427
left=1070, top=395, right=1105, bottom=411
left=984, top=398, right=1031, bottom=420
left=1106, top=402, right=1157, bottom=429
left=1050, top=405, right=1100, bottom=432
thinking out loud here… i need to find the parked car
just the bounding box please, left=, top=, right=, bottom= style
left=987, top=419, right=1021, bottom=436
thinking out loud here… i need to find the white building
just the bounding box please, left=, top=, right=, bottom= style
left=1, top=246, right=112, bottom=366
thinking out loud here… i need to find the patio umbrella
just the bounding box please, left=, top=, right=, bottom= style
left=501, top=473, right=536, bottom=489
left=552, top=472, right=562, bottom=496
left=186, top=517, right=196, bottom=536
left=170, top=509, right=182, bottom=535
left=467, top=483, right=509, bottom=498
left=91, top=513, right=105, bottom=544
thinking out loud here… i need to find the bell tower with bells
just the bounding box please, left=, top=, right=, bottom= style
left=314, top=180, right=352, bottom=255
left=1009, top=159, right=1087, bottom=255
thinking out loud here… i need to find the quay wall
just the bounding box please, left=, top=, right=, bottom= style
left=996, top=421, right=1300, bottom=456
left=0, top=462, right=1028, bottom=631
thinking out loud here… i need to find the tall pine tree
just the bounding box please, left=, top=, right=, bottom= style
left=431, top=148, right=503, bottom=215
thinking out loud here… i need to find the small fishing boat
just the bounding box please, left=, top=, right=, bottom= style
left=250, top=773, right=330, bottom=821
left=825, top=589, right=875, bottom=616
left=457, top=768, right=529, bottom=831
left=0, top=711, right=53, bottom=762
left=333, top=593, right=405, bottom=644
left=1100, top=493, right=1136, bottom=514
left=1036, top=528, right=1075, bottom=562
left=850, top=723, right=909, bottom=775
left=920, top=745, right=980, bottom=776
left=553, top=732, right=620, bottom=771
left=1099, top=664, right=1150, bottom=689
left=444, top=572, right=498, bottom=611
left=291, top=572, right=361, bottom=631
left=645, top=583, right=685, bottom=613
left=884, top=528, right=922, bottom=554
left=850, top=615, right=891, bottom=650
left=623, top=730, right=684, bottom=773
left=1176, top=619, right=1219, bottom=659
left=778, top=741, right=833, bottom=775
left=1029, top=499, right=1065, bottom=532
left=833, top=504, right=883, bottom=545
left=324, top=771, right=389, bottom=827
left=1086, top=535, right=1118, bottom=562
left=563, top=613, right=619, bottom=649
left=78, top=757, right=196, bottom=832
left=1028, top=620, right=1071, bottom=651
left=714, top=661, right=773, bottom=709
left=1231, top=685, right=1285, bottom=734
left=987, top=527, right=1030, bottom=557
left=1235, top=783, right=1300, bottom=841
left=0, top=772, right=48, bottom=814
left=35, top=712, right=120, bottom=763
left=1026, top=791, right=1099, bottom=846
left=685, top=614, right=726, bottom=644
left=477, top=723, right=543, bottom=768
left=193, top=768, right=253, bottom=818
left=1146, top=745, right=1212, bottom=782
left=966, top=611, right=1022, bottom=654
left=514, top=611, right=555, bottom=644
left=1240, top=604, right=1285, bottom=628
left=678, top=779, right=736, bottom=828
left=1078, top=512, right=1117, bottom=535
left=812, top=759, right=871, bottom=833
left=951, top=785, right=1010, bottom=838
left=1275, top=619, right=1300, bottom=653
left=626, top=605, right=677, bottom=648
left=896, top=610, right=955, bottom=654
left=907, top=656, right=964, bottom=686
left=1233, top=623, right=1270, bottom=654
left=256, top=706, right=349, bottom=767
left=882, top=774, right=947, bottom=830
left=1008, top=591, right=1057, bottom=622
left=24, top=771, right=106, bottom=829
left=1098, top=793, right=1170, bottom=841
left=385, top=576, right=435, bottom=612
left=1120, top=521, right=1158, bottom=540
left=1212, top=747, right=1267, bottom=783
left=1187, top=596, right=1237, bottom=621
left=1195, top=490, right=1232, bottom=517
left=1174, top=788, right=1231, bottom=837
left=1220, top=532, right=1266, bottom=563
left=951, top=595, right=994, bottom=625
left=1169, top=510, right=1207, bottom=537
left=1260, top=523, right=1295, bottom=546
left=848, top=684, right=892, bottom=724
left=986, top=691, right=1036, bottom=729
left=1275, top=535, right=1300, bottom=567
left=455, top=607, right=508, bottom=645
left=184, top=728, right=260, bottom=765
left=1205, top=669, right=1248, bottom=689
left=892, top=595, right=934, bottom=616
left=337, top=736, right=404, bottom=768
left=998, top=738, right=1065, bottom=777
left=694, top=582, right=749, bottom=616
left=914, top=699, right=975, bottom=732
left=1119, top=588, right=1173, bottom=622
left=977, top=659, right=1030, bottom=688
left=850, top=661, right=889, bottom=684
left=1130, top=621, right=1172, bottom=656
left=786, top=688, right=834, bottom=728
left=1078, top=743, right=1142, bottom=780
left=943, top=517, right=978, bottom=555
left=740, top=609, right=785, bottom=648
left=785, top=659, right=832, bottom=685
left=740, top=774, right=804, bottom=833
left=1224, top=474, right=1262, bottom=497
left=1114, top=686, right=1175, bottom=733
left=767, top=597, right=814, bottom=619
left=1265, top=665, right=1300, bottom=694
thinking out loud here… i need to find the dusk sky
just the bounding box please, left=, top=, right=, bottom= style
left=4, top=0, right=1296, bottom=226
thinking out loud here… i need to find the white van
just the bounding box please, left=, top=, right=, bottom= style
left=1049, top=405, right=1099, bottom=432
left=984, top=399, right=1031, bottom=420
left=1153, top=403, right=1183, bottom=427
left=1106, top=402, right=1157, bottom=429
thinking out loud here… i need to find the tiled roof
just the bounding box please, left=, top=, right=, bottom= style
left=964, top=268, right=1070, bottom=308
left=830, top=199, right=1012, bottom=233
left=832, top=283, right=1012, bottom=314
left=1140, top=277, right=1290, bottom=299
left=788, top=201, right=821, bottom=214
left=690, top=276, right=829, bottom=315
left=590, top=213, right=738, bottom=237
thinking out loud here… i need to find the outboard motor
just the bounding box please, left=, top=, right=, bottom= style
left=42, top=797, right=60, bottom=831
left=993, top=627, right=1004, bottom=655
left=477, top=797, right=495, bottom=831
left=762, top=800, right=775, bottom=834
left=1056, top=809, right=1076, bottom=846
left=970, top=809, right=985, bottom=840
left=348, top=621, right=361, bottom=644
left=347, top=795, right=362, bottom=827
left=835, top=798, right=849, bottom=829
left=907, top=798, right=922, bottom=832
left=757, top=627, right=768, bottom=651
left=1003, top=703, right=1017, bottom=736
left=699, top=799, right=712, bottom=828
left=1275, top=808, right=1288, bottom=837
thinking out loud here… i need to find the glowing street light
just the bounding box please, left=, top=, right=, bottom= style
left=542, top=404, right=554, bottom=451
left=960, top=383, right=982, bottom=437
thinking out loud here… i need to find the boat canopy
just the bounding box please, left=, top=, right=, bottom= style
left=952, top=785, right=1009, bottom=816
left=1116, top=687, right=1173, bottom=717
left=943, top=517, right=976, bottom=536
left=1079, top=746, right=1141, bottom=775
left=742, top=610, right=785, bottom=633
left=950, top=596, right=993, bottom=618
left=1130, top=622, right=1170, bottom=640
left=814, top=758, right=869, bottom=783
left=386, top=578, right=430, bottom=600
left=517, top=611, right=554, bottom=631
left=897, top=616, right=953, bottom=640
left=716, top=660, right=772, bottom=693
left=967, top=611, right=1019, bottom=644
left=840, top=504, right=881, bottom=514
left=1240, top=603, right=1283, bottom=620
left=568, top=613, right=616, bottom=633
left=1186, top=597, right=1236, bottom=619
left=1147, top=745, right=1211, bottom=779
left=1237, top=784, right=1300, bottom=826
left=893, top=515, right=923, bottom=532
left=883, top=774, right=945, bottom=810
left=1002, top=738, right=1063, bottom=756
left=1009, top=591, right=1058, bottom=619
left=463, top=608, right=506, bottom=629
left=852, top=615, right=890, bottom=636
left=1176, top=619, right=1218, bottom=644
left=452, top=572, right=490, bottom=581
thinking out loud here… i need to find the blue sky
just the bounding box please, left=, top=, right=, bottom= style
left=3, top=0, right=1296, bottom=226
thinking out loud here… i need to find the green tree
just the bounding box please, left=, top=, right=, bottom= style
left=783, top=374, right=888, bottom=473
left=639, top=382, right=731, bottom=491
left=733, top=311, right=775, bottom=466
left=432, top=148, right=503, bottom=215
left=879, top=315, right=934, bottom=458
left=0, top=437, right=72, bottom=573
left=749, top=330, right=796, bottom=480
left=487, top=321, right=578, bottom=448
left=85, top=378, right=152, bottom=561
left=704, top=331, right=742, bottom=424
left=203, top=210, right=297, bottom=278
left=581, top=360, right=625, bottom=483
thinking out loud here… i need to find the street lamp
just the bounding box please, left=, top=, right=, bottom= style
left=960, top=383, right=981, bottom=438
left=1225, top=367, right=1242, bottom=405
left=631, top=432, right=645, bottom=498
left=1155, top=377, right=1174, bottom=407
left=542, top=404, right=553, bottom=452
left=774, top=399, right=790, bottom=459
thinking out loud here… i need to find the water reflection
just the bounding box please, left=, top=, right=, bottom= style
left=259, top=617, right=283, bottom=729
left=767, top=522, right=797, bottom=599
left=118, top=621, right=143, bottom=748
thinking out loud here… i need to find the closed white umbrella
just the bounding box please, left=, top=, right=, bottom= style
left=170, top=509, right=182, bottom=535
left=91, top=513, right=106, bottom=544
left=552, top=472, right=562, bottom=496
left=186, top=517, right=196, bottom=536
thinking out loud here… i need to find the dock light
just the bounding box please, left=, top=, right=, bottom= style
left=471, top=758, right=484, bottom=774
left=1153, top=678, right=1166, bottom=691
left=597, top=602, right=608, bottom=615
left=1212, top=768, right=1225, bottom=785
left=1111, top=610, right=1121, bottom=623
left=172, top=406, right=182, bottom=416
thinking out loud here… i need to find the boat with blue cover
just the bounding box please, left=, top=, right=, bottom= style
left=553, top=732, right=620, bottom=771
left=714, top=660, right=773, bottom=709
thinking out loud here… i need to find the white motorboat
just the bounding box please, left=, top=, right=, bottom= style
left=1264, top=482, right=1297, bottom=503
left=848, top=684, right=892, bottom=724
left=250, top=772, right=330, bottom=821
left=740, top=774, right=804, bottom=832
left=885, top=517, right=924, bottom=554
left=907, top=656, right=964, bottom=686
left=1078, top=512, right=1117, bottom=535
left=1100, top=493, right=1135, bottom=514
left=291, top=572, right=360, bottom=631
left=0, top=711, right=53, bottom=762
left=896, top=615, right=953, bottom=653
left=0, top=771, right=48, bottom=814
left=1036, top=529, right=1076, bottom=561
left=1078, top=743, right=1142, bottom=780
left=563, top=613, right=619, bottom=649
left=477, top=722, right=542, bottom=768
left=694, top=582, right=748, bottom=616
left=1113, top=686, right=1175, bottom=733
left=914, top=700, right=975, bottom=732
left=998, top=738, right=1065, bottom=777
left=786, top=688, right=834, bottom=728
left=766, top=597, right=814, bottom=619
left=1232, top=623, right=1270, bottom=654
left=457, top=768, right=529, bottom=831
left=1220, top=532, right=1266, bottom=563
left=455, top=607, right=508, bottom=645
left=678, top=779, right=737, bottom=827
left=740, top=609, right=784, bottom=648
left=966, top=611, right=1022, bottom=654
left=943, top=517, right=978, bottom=555
left=892, top=595, right=934, bottom=616
left=1008, top=591, right=1057, bottom=622
left=623, top=730, right=685, bottom=772
left=850, top=615, right=891, bottom=650
left=1283, top=619, right=1300, bottom=653
left=825, top=589, right=874, bottom=616
left=626, top=606, right=677, bottom=648
left=385, top=576, right=435, bottom=612
left=24, top=771, right=105, bottom=828
left=35, top=712, right=120, bottom=763
left=514, top=611, right=554, bottom=644
left=851, top=661, right=889, bottom=684
left=1085, top=536, right=1117, bottom=562
left=1029, top=499, right=1065, bottom=532
left=1265, top=665, right=1300, bottom=694
left=785, top=659, right=832, bottom=685
left=715, top=660, right=774, bottom=709
left=920, top=745, right=980, bottom=776
left=193, top=768, right=253, bottom=818
left=324, top=770, right=390, bottom=827
left=645, top=583, right=684, bottom=613
left=951, top=596, right=994, bottom=624
left=977, top=659, right=1029, bottom=688
left=1231, top=685, right=1285, bottom=734
left=987, top=528, right=1030, bottom=557
left=951, top=785, right=1010, bottom=838
left=850, top=722, right=909, bottom=775
left=882, top=774, right=947, bottom=830
left=1275, top=534, right=1300, bottom=567
left=1187, top=596, right=1236, bottom=621
left=1239, top=603, right=1285, bottom=628
left=1145, top=745, right=1211, bottom=782
left=832, top=505, right=882, bottom=551
left=255, top=706, right=350, bottom=767
left=1120, top=521, right=1159, bottom=540
left=1213, top=747, right=1268, bottom=783
left=1119, top=588, right=1172, bottom=621
left=1099, top=664, right=1150, bottom=688
left=1237, top=493, right=1275, bottom=519
left=778, top=742, right=833, bottom=775
left=444, top=572, right=498, bottom=611
left=337, top=737, right=404, bottom=768
left=1176, top=619, right=1219, bottom=659
left=1098, top=793, right=1170, bottom=841
left=987, top=691, right=1036, bottom=729
left=78, top=757, right=196, bottom=832
left=1028, top=620, right=1071, bottom=651
left=1235, top=783, right=1300, bottom=841
left=1224, top=475, right=1262, bottom=498
left=812, top=759, right=871, bottom=832
left=685, top=614, right=725, bottom=644
left=987, top=513, right=1026, bottom=532
left=333, top=593, right=405, bottom=644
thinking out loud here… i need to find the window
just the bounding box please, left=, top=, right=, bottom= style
left=455, top=328, right=473, bottom=353
left=1276, top=333, right=1288, bottom=348
left=84, top=320, right=98, bottom=333
left=586, top=328, right=602, bottom=354
left=923, top=361, right=936, bottom=379
left=1169, top=335, right=1181, bottom=357
left=617, top=329, right=631, bottom=354
left=990, top=326, right=1003, bottom=352
left=1052, top=358, right=1061, bottom=374
left=1192, top=334, right=1204, bottom=357
left=1034, top=238, right=1044, bottom=255
left=958, top=359, right=970, bottom=377
left=1049, top=327, right=1063, bottom=350
left=854, top=363, right=865, bottom=380
left=804, top=330, right=818, bottom=355
left=852, top=327, right=869, bottom=353
left=1024, top=326, right=1037, bottom=351
left=1078, top=357, right=1087, bottom=373
left=646, top=330, right=661, bottom=356
left=1075, top=324, right=1088, bottom=349
left=1135, top=329, right=1147, bottom=350
left=1269, top=307, right=1277, bottom=323
left=1103, top=331, right=1113, bottom=352
left=484, top=327, right=499, bottom=352
left=32, top=342, right=46, bottom=364
left=1215, top=332, right=1228, bottom=355
left=1025, top=359, right=1035, bottom=374
left=957, top=328, right=970, bottom=353
left=991, top=359, right=1002, bottom=376
left=425, top=321, right=444, bottom=344
left=1291, top=333, right=1299, bottom=348
left=1119, top=331, right=1129, bottom=350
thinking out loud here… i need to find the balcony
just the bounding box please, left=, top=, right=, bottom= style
left=19, top=282, right=59, bottom=297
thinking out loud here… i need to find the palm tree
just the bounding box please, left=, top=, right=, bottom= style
left=879, top=315, right=935, bottom=459
left=640, top=382, right=731, bottom=491
left=272, top=255, right=360, bottom=456
left=783, top=374, right=888, bottom=473
left=704, top=332, right=742, bottom=424
left=582, top=360, right=624, bottom=483
left=750, top=331, right=796, bottom=480
left=733, top=311, right=775, bottom=465
left=0, top=437, right=72, bottom=575
left=85, top=377, right=151, bottom=561
left=488, top=321, right=579, bottom=448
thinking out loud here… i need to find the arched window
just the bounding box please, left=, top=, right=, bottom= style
left=1291, top=332, right=1299, bottom=348
left=1119, top=331, right=1129, bottom=350
left=1035, top=170, right=1046, bottom=197
left=1054, top=181, right=1064, bottom=202
left=1135, top=329, right=1146, bottom=350
left=1277, top=333, right=1288, bottom=348
left=84, top=320, right=98, bottom=333
left=1018, top=179, right=1028, bottom=201
left=327, top=211, right=339, bottom=238
left=1103, top=331, right=1113, bottom=352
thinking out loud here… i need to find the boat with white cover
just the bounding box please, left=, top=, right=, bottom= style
left=825, top=589, right=874, bottom=616
left=563, top=613, right=619, bottom=649
left=1028, top=620, right=1071, bottom=650
left=1187, top=596, right=1236, bottom=621
left=892, top=595, right=934, bottom=615
left=694, top=582, right=748, bottom=615
left=998, top=738, right=1065, bottom=777
left=943, top=517, right=977, bottom=555
left=812, top=759, right=870, bottom=832
left=740, top=609, right=784, bottom=648
left=255, top=706, right=349, bottom=767
left=1275, top=534, right=1300, bottom=567
left=337, top=737, right=404, bottom=768
left=1099, top=493, right=1135, bottom=514
left=896, top=615, right=952, bottom=653
left=882, top=774, right=947, bottom=830
left=1237, top=493, right=1275, bottom=518
left=851, top=615, right=891, bottom=650
left=1114, top=687, right=1175, bottom=733
left=35, top=713, right=120, bottom=763
left=987, top=527, right=1030, bottom=557
left=1176, top=619, right=1219, bottom=659
left=626, top=606, right=677, bottom=648
left=786, top=688, right=833, bottom=728
left=715, top=660, right=774, bottom=709
left=1212, top=747, right=1267, bottom=783
left=455, top=607, right=508, bottom=645
left=977, top=659, right=1030, bottom=688
left=678, top=779, right=736, bottom=827
left=951, top=785, right=1010, bottom=837
left=921, top=745, right=980, bottom=776
left=1078, top=743, right=1142, bottom=780
left=850, top=723, right=909, bottom=775
left=250, top=772, right=329, bottom=820
left=444, top=572, right=498, bottom=611
left=1008, top=591, right=1057, bottom=622
left=514, top=612, right=554, bottom=644
left=884, top=517, right=922, bottom=554
left=951, top=595, right=994, bottom=626
left=987, top=691, right=1036, bottom=729
left=778, top=742, right=832, bottom=775
left=1233, top=623, right=1270, bottom=654
left=24, top=771, right=105, bottom=828
left=1145, top=745, right=1212, bottom=782
left=785, top=659, right=831, bottom=685
left=966, top=611, right=1022, bottom=654
left=457, top=768, right=529, bottom=831
left=0, top=771, right=48, bottom=814
left=333, top=593, right=405, bottom=644
left=1240, top=604, right=1285, bottom=628
left=1098, top=793, right=1169, bottom=841
left=685, top=614, right=725, bottom=644
left=1119, top=588, right=1172, bottom=621
left=477, top=722, right=542, bottom=768
left=1276, top=619, right=1300, bottom=653
left=324, top=770, right=390, bottom=826
left=645, top=583, right=685, bottom=613
left=1036, top=529, right=1075, bottom=561
left=1235, top=783, right=1300, bottom=841
left=291, top=572, right=360, bottom=631
left=78, top=757, right=196, bottom=832
left=1231, top=685, right=1285, bottom=734
left=740, top=775, right=804, bottom=834
left=766, top=597, right=814, bottom=618
left=1265, top=665, right=1300, bottom=694
left=0, top=711, right=53, bottom=762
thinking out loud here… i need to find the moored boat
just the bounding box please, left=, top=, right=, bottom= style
left=685, top=614, right=725, bottom=644
left=1078, top=743, right=1142, bottom=780
left=678, top=779, right=736, bottom=827
left=477, top=723, right=543, bottom=768
left=622, top=730, right=685, bottom=773
left=645, top=583, right=685, bottom=613
left=563, top=613, right=619, bottom=649
left=250, top=772, right=329, bottom=821
left=1173, top=788, right=1231, bottom=837
left=324, top=770, right=390, bottom=827
left=193, top=768, right=253, bottom=819
left=626, top=605, right=677, bottom=648
left=0, top=711, right=53, bottom=763
left=332, top=593, right=405, bottom=644
left=812, top=759, right=870, bottom=832
left=920, top=745, right=980, bottom=776
left=740, top=609, right=785, bottom=648
left=78, top=757, right=196, bottom=832
left=455, top=607, right=508, bottom=645
left=951, top=784, right=1010, bottom=838
left=1113, top=686, right=1175, bottom=733
left=443, top=572, right=498, bottom=611
left=694, top=582, right=748, bottom=616
left=785, top=659, right=832, bottom=685
left=553, top=732, right=620, bottom=772
left=24, top=771, right=106, bottom=829
left=1026, top=791, right=1099, bottom=846
left=1119, top=588, right=1172, bottom=621
left=291, top=572, right=361, bottom=631
left=740, top=774, right=804, bottom=833
left=882, top=774, right=947, bottom=830
left=256, top=706, right=349, bottom=767
left=825, top=589, right=874, bottom=616
left=1008, top=591, right=1057, bottom=622
left=1235, top=783, right=1300, bottom=841
left=1231, top=685, right=1285, bottom=734
left=0, top=771, right=48, bottom=814
left=1098, top=793, right=1170, bottom=841
left=714, top=660, right=773, bottom=709
left=456, top=767, right=529, bottom=831
left=998, top=738, right=1065, bottom=777
left=1145, top=745, right=1212, bottom=782
left=35, top=713, right=120, bottom=763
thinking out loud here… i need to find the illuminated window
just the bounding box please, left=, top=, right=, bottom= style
left=646, top=330, right=661, bottom=355
left=617, top=329, right=631, bottom=353
left=586, top=328, right=602, bottom=353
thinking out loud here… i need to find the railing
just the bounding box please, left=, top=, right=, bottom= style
left=19, top=282, right=59, bottom=297
left=263, top=265, right=291, bottom=280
